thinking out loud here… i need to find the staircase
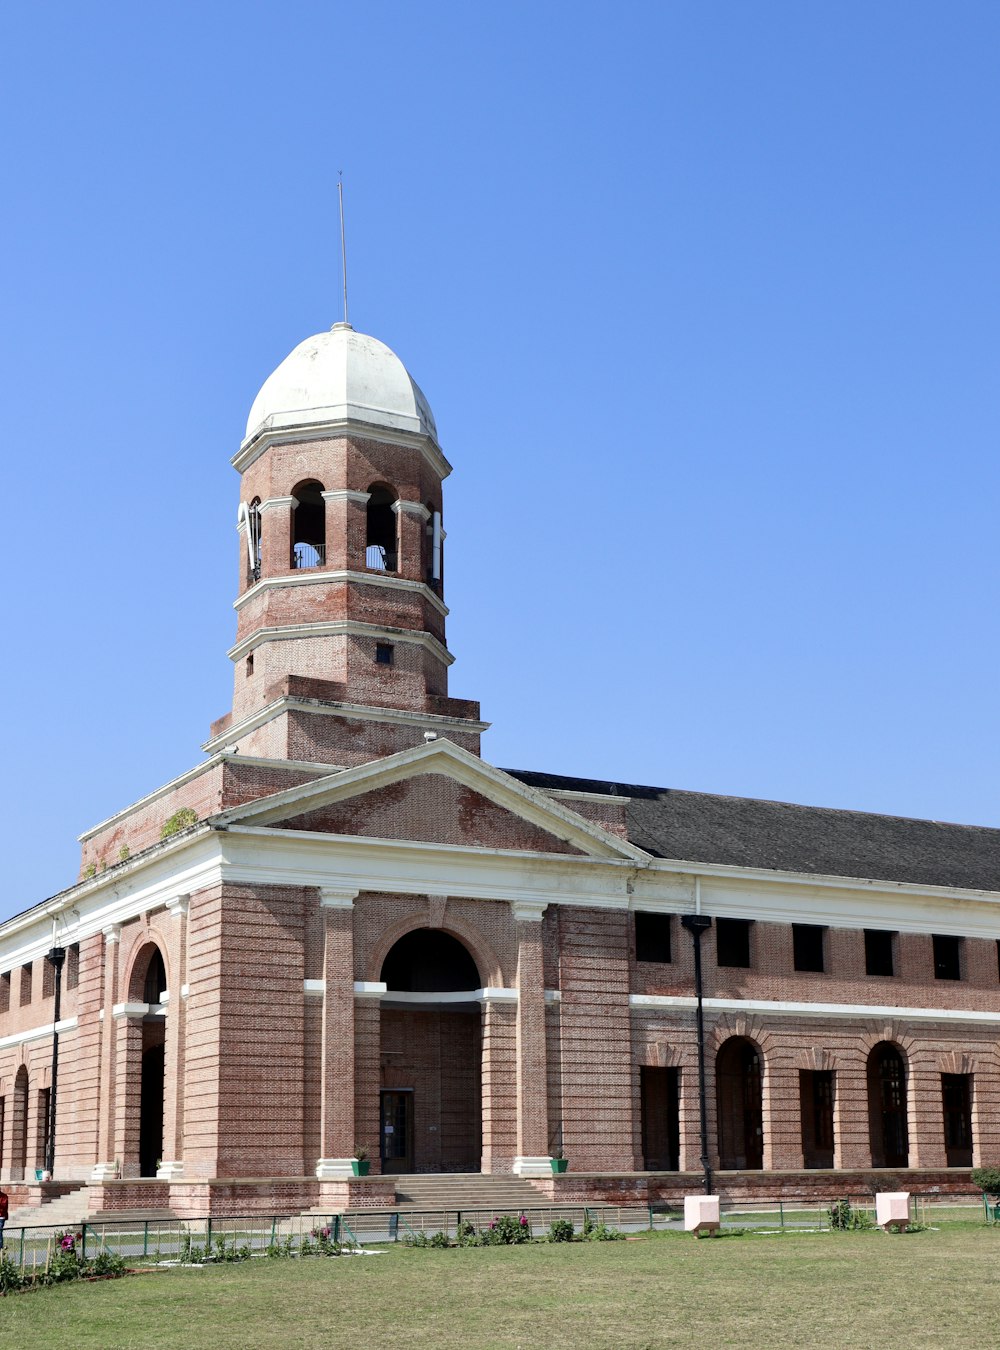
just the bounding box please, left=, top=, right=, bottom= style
left=391, top=1173, right=548, bottom=1214
left=7, top=1184, right=94, bottom=1231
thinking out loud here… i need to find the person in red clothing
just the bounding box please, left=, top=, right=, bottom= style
left=0, top=1188, right=8, bottom=1250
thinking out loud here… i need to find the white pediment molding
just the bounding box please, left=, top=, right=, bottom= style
left=212, top=738, right=649, bottom=863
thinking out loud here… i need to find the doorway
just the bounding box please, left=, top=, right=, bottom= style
left=799, top=1070, right=834, bottom=1168
left=942, top=1073, right=973, bottom=1168
left=139, top=1027, right=165, bottom=1178
left=381, top=1089, right=414, bottom=1173
left=716, top=1037, right=763, bottom=1170
left=640, top=1067, right=680, bottom=1170
left=867, top=1042, right=909, bottom=1168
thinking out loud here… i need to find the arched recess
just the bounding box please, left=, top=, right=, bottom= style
left=868, top=1041, right=909, bottom=1168
left=291, top=480, right=326, bottom=569
left=126, top=943, right=168, bottom=1178
left=11, top=1065, right=28, bottom=1180
left=716, top=1036, right=764, bottom=1170
left=378, top=929, right=483, bottom=1175
left=366, top=483, right=398, bottom=571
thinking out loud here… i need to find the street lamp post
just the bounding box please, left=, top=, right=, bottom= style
left=45, top=946, right=66, bottom=1179
left=680, top=914, right=712, bottom=1195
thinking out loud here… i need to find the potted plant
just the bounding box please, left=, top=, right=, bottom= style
left=351, top=1145, right=370, bottom=1177
left=551, top=1147, right=568, bottom=1175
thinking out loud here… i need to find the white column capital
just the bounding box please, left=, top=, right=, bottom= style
left=321, top=489, right=371, bottom=505
left=258, top=495, right=298, bottom=514
left=166, top=894, right=190, bottom=918
left=391, top=499, right=431, bottom=521
left=102, top=924, right=122, bottom=945
left=511, top=900, right=548, bottom=924
left=319, top=888, right=358, bottom=909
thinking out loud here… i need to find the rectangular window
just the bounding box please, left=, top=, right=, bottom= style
left=635, top=912, right=672, bottom=964
left=933, top=934, right=962, bottom=981
left=0, top=972, right=9, bottom=1014
left=66, top=943, right=80, bottom=992
left=792, top=924, right=826, bottom=974
left=942, top=1073, right=973, bottom=1167
left=36, top=1087, right=50, bottom=1170
left=19, top=963, right=33, bottom=1007
left=799, top=1069, right=835, bottom=1169
left=716, top=918, right=751, bottom=969
left=375, top=643, right=394, bottom=666
left=864, top=929, right=895, bottom=977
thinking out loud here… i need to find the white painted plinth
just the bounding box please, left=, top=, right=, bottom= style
left=875, top=1191, right=910, bottom=1230
left=156, top=1161, right=185, bottom=1180
left=89, top=1162, right=120, bottom=1182
left=513, top=1156, right=554, bottom=1177
left=315, top=1158, right=356, bottom=1180
left=684, top=1194, right=721, bottom=1235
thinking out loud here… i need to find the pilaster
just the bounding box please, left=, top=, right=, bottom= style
left=511, top=901, right=550, bottom=1176
left=158, top=895, right=189, bottom=1180
left=315, top=889, right=359, bottom=1179
left=92, top=924, right=121, bottom=1180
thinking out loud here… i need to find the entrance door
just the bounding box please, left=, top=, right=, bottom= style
left=799, top=1070, right=834, bottom=1169
left=942, top=1073, right=973, bottom=1168
left=640, top=1067, right=680, bottom=1170
left=381, top=1090, right=414, bottom=1174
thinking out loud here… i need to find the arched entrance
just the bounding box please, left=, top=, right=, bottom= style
left=379, top=930, right=482, bottom=1174
left=11, top=1066, right=28, bottom=1180
left=131, top=945, right=167, bottom=1178
left=868, top=1042, right=909, bottom=1168
left=716, top=1037, right=764, bottom=1170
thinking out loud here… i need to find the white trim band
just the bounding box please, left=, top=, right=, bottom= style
left=629, top=993, right=1000, bottom=1025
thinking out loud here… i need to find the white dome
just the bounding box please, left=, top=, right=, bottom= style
left=244, top=323, right=437, bottom=444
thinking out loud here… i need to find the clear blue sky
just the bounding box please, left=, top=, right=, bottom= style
left=2, top=2, right=998, bottom=918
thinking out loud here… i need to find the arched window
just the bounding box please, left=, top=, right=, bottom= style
left=868, top=1042, right=909, bottom=1168
left=143, top=949, right=167, bottom=1005
left=12, top=1065, right=28, bottom=1179
left=380, top=929, right=481, bottom=992
left=291, top=480, right=326, bottom=569
left=366, top=484, right=398, bottom=572
left=716, top=1036, right=764, bottom=1170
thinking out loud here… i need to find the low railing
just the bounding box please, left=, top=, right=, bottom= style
left=365, top=544, right=397, bottom=571
left=291, top=542, right=326, bottom=569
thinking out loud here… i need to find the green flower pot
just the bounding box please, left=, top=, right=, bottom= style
left=551, top=1158, right=568, bottom=1174
left=351, top=1159, right=370, bottom=1176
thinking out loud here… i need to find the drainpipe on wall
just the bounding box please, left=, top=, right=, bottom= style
left=681, top=911, right=712, bottom=1196
left=45, top=946, right=66, bottom=1178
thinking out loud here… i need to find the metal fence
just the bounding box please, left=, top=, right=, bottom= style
left=0, top=1193, right=987, bottom=1272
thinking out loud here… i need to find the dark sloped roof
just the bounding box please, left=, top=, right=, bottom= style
left=504, top=769, right=1000, bottom=893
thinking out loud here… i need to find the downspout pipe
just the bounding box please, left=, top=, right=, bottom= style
left=681, top=912, right=712, bottom=1196
left=45, top=946, right=66, bottom=1178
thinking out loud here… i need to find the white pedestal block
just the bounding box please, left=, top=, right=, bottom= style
left=876, top=1191, right=910, bottom=1230
left=513, top=1155, right=553, bottom=1177
left=315, top=1158, right=356, bottom=1180
left=89, top=1162, right=120, bottom=1182
left=684, top=1194, right=721, bottom=1235
left=156, top=1161, right=185, bottom=1180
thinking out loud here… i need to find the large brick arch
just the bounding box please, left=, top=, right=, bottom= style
left=367, top=908, right=503, bottom=989
left=123, top=932, right=170, bottom=1003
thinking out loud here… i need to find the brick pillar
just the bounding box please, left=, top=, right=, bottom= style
left=354, top=995, right=382, bottom=1173
left=92, top=925, right=121, bottom=1180
left=112, top=1013, right=144, bottom=1179
left=323, top=489, right=369, bottom=571
left=158, top=895, right=189, bottom=1179
left=763, top=1058, right=803, bottom=1169
left=973, top=1062, right=1000, bottom=1167
left=677, top=1050, right=704, bottom=1173
left=393, top=500, right=430, bottom=581
left=315, top=889, right=358, bottom=1178
left=908, top=1054, right=946, bottom=1168
left=0, top=1076, right=13, bottom=1182
left=834, top=1059, right=871, bottom=1169
left=481, top=997, right=517, bottom=1174
left=511, top=902, right=551, bottom=1176
left=259, top=496, right=295, bottom=575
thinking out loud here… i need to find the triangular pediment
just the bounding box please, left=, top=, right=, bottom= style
left=214, top=740, right=647, bottom=861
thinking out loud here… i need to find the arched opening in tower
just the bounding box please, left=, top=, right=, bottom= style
left=129, top=944, right=168, bottom=1178
left=366, top=484, right=398, bottom=572
left=378, top=930, right=482, bottom=1174
left=291, top=480, right=326, bottom=569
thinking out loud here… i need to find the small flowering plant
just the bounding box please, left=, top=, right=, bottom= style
left=310, top=1225, right=339, bottom=1255
left=483, top=1214, right=531, bottom=1245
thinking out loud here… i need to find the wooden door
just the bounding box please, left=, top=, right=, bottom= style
left=640, top=1067, right=680, bottom=1170
left=380, top=1089, right=414, bottom=1173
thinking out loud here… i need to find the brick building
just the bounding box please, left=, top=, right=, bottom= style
left=1, top=319, right=998, bottom=1216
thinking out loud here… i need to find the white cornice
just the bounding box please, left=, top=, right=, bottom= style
left=303, top=980, right=517, bottom=1004
left=257, top=495, right=298, bottom=514
left=232, top=568, right=449, bottom=618
left=629, top=993, right=1000, bottom=1025
left=0, top=1016, right=77, bottom=1051
left=392, top=499, right=431, bottom=521
left=233, top=419, right=453, bottom=483
left=202, top=695, right=489, bottom=757
left=321, top=490, right=371, bottom=505
left=214, top=738, right=648, bottom=863
left=226, top=620, right=455, bottom=668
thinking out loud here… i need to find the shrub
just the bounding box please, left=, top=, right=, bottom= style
left=161, top=807, right=198, bottom=839
left=971, top=1167, right=1000, bottom=1196
left=482, top=1215, right=531, bottom=1245
left=828, top=1199, right=875, bottom=1231
left=90, top=1249, right=127, bottom=1277
left=0, top=1255, right=25, bottom=1294
left=455, top=1220, right=478, bottom=1246
left=583, top=1220, right=624, bottom=1242
left=548, top=1219, right=576, bottom=1243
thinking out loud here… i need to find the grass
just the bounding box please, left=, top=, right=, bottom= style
left=1, top=1223, right=998, bottom=1348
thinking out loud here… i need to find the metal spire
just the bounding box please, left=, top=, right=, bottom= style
left=338, top=171, right=350, bottom=326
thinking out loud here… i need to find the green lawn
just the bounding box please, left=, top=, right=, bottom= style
left=1, top=1225, right=998, bottom=1348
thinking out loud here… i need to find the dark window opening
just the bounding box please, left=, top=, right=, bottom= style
left=868, top=1042, right=908, bottom=1167
left=143, top=949, right=167, bottom=1005
left=65, top=944, right=80, bottom=992
left=640, top=1066, right=680, bottom=1170
left=716, top=1037, right=763, bottom=1169
left=716, top=918, right=751, bottom=969
left=996, top=938, right=1000, bottom=982
left=635, top=912, right=672, bottom=964
left=291, top=480, right=326, bottom=569
left=933, top=934, right=962, bottom=981
left=246, top=653, right=254, bottom=677
left=864, top=929, right=895, bottom=977
left=381, top=929, right=481, bottom=993
left=42, top=957, right=55, bottom=998
left=366, top=484, right=398, bottom=571
left=0, top=972, right=9, bottom=1013
left=942, top=1073, right=973, bottom=1167
left=800, top=1069, right=835, bottom=1168
left=19, top=963, right=32, bottom=1007
left=375, top=643, right=394, bottom=666
left=36, top=1088, right=51, bottom=1170
left=793, top=924, right=826, bottom=974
